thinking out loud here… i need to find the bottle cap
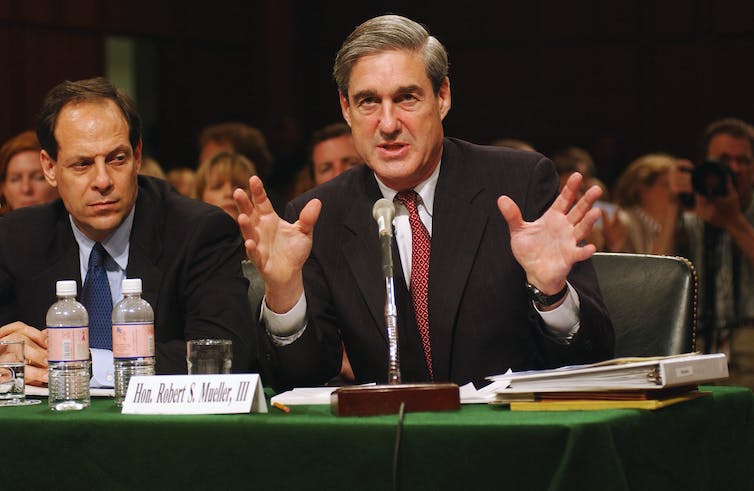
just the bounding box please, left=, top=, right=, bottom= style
left=121, top=278, right=143, bottom=294
left=56, top=280, right=77, bottom=296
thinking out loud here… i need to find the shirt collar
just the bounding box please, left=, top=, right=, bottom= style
left=374, top=158, right=442, bottom=216
left=70, top=205, right=135, bottom=272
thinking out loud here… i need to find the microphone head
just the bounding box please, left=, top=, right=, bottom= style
left=372, top=198, right=395, bottom=236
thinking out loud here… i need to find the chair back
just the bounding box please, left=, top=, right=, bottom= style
left=592, top=252, right=697, bottom=357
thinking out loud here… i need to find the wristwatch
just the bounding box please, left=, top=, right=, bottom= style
left=525, top=282, right=568, bottom=307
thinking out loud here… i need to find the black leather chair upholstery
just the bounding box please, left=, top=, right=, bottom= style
left=592, top=253, right=697, bottom=357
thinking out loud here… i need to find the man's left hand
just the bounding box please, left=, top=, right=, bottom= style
left=497, top=172, right=602, bottom=295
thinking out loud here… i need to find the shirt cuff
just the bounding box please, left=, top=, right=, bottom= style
left=535, top=282, right=581, bottom=342
left=261, top=292, right=308, bottom=346
left=90, top=348, right=114, bottom=388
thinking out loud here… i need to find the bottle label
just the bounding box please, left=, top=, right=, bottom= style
left=47, top=325, right=90, bottom=362
left=112, top=323, right=155, bottom=359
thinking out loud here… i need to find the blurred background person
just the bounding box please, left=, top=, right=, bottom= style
left=671, top=118, right=754, bottom=351
left=195, top=151, right=256, bottom=221
left=612, top=153, right=684, bottom=255
left=138, top=156, right=166, bottom=180
left=198, top=121, right=283, bottom=213
left=166, top=167, right=197, bottom=198
left=310, top=122, right=362, bottom=186
left=0, top=130, right=58, bottom=215
left=290, top=122, right=363, bottom=200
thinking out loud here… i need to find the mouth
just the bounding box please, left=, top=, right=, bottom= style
left=88, top=200, right=118, bottom=212
left=377, top=142, right=409, bottom=158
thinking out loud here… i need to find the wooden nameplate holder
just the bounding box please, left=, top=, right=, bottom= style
left=331, top=383, right=460, bottom=416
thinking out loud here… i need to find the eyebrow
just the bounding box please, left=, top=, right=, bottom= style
left=350, top=84, right=424, bottom=102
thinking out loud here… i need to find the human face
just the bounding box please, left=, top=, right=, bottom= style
left=40, top=100, right=141, bottom=242
left=706, top=133, right=754, bottom=207
left=202, top=169, right=240, bottom=220
left=1, top=150, right=58, bottom=210
left=640, top=172, right=672, bottom=209
left=339, top=49, right=451, bottom=191
left=312, top=134, right=362, bottom=185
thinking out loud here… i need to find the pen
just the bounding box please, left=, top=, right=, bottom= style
left=273, top=401, right=290, bottom=413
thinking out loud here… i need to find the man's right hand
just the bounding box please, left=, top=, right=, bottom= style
left=0, top=322, right=48, bottom=386
left=233, top=176, right=321, bottom=314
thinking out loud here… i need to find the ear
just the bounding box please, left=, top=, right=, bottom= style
left=437, top=77, right=451, bottom=121
left=40, top=149, right=58, bottom=188
left=339, top=91, right=352, bottom=127
left=134, top=140, right=143, bottom=173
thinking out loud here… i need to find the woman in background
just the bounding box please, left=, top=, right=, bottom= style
left=611, top=153, right=686, bottom=255
left=0, top=130, right=58, bottom=215
left=195, top=151, right=256, bottom=220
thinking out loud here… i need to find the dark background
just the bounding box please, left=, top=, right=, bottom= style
left=1, top=0, right=752, bottom=188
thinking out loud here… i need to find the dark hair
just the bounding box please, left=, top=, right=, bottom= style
left=35, top=77, right=142, bottom=161
left=700, top=117, right=754, bottom=159
left=198, top=122, right=273, bottom=179
left=333, top=14, right=449, bottom=98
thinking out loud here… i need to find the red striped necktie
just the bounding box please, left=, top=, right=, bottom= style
left=394, top=190, right=433, bottom=380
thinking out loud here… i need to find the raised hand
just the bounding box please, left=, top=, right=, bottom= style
left=234, top=176, right=321, bottom=313
left=497, top=172, right=602, bottom=294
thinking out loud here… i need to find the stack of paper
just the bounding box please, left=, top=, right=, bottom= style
left=488, top=353, right=729, bottom=411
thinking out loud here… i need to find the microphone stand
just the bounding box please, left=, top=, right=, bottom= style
left=380, top=225, right=401, bottom=385
left=330, top=199, right=460, bottom=416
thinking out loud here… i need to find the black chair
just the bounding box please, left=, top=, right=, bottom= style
left=591, top=252, right=697, bottom=357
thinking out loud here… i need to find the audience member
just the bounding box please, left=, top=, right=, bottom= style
left=166, top=167, right=197, bottom=198
left=0, top=130, right=58, bottom=215
left=612, top=153, right=684, bottom=254
left=195, top=151, right=257, bottom=221
left=198, top=122, right=273, bottom=181
left=309, top=123, right=362, bottom=186
left=234, top=14, right=612, bottom=388
left=671, top=118, right=754, bottom=345
left=139, top=156, right=166, bottom=179
left=0, top=77, right=255, bottom=386
left=198, top=121, right=284, bottom=213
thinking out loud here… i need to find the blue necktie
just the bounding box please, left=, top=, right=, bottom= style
left=81, top=242, right=113, bottom=349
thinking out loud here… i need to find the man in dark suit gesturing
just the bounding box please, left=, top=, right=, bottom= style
left=0, top=77, right=254, bottom=386
left=235, top=15, right=613, bottom=388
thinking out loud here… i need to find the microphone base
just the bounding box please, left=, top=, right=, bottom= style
left=331, top=383, right=460, bottom=416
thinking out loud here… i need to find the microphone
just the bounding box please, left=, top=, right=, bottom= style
left=372, top=198, right=395, bottom=237
left=372, top=198, right=400, bottom=384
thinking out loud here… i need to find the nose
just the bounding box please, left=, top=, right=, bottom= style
left=20, top=176, right=33, bottom=194
left=92, top=160, right=114, bottom=192
left=378, top=102, right=401, bottom=138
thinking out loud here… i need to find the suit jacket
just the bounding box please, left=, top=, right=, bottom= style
left=0, top=176, right=255, bottom=374
left=261, top=138, right=613, bottom=388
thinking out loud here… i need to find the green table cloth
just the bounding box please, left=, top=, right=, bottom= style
left=6, top=385, right=753, bottom=490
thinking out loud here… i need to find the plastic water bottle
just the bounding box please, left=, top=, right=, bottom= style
left=112, top=278, right=155, bottom=406
left=47, top=280, right=91, bottom=411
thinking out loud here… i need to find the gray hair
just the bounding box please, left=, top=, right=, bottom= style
left=333, top=14, right=449, bottom=98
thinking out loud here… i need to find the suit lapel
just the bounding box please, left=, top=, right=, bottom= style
left=126, top=183, right=163, bottom=307
left=30, top=211, right=81, bottom=323
left=428, top=140, right=489, bottom=381
left=342, top=171, right=390, bottom=343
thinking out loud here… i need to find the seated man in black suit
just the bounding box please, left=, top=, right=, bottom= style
left=0, top=77, right=254, bottom=386
left=235, top=15, right=613, bottom=388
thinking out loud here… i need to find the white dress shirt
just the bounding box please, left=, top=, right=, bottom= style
left=70, top=206, right=135, bottom=387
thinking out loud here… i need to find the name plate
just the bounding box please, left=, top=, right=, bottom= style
left=121, top=374, right=267, bottom=414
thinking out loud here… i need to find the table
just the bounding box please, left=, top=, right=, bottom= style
left=6, top=386, right=753, bottom=490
